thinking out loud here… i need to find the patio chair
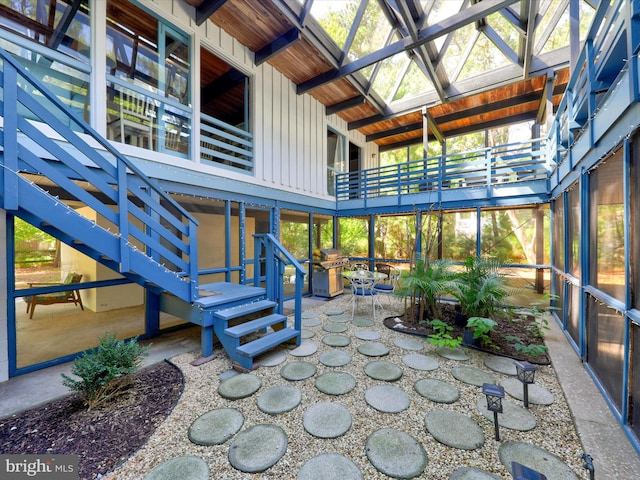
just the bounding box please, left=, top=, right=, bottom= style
left=25, top=273, right=83, bottom=319
left=347, top=270, right=380, bottom=319
left=374, top=266, right=401, bottom=305
left=350, top=262, right=369, bottom=271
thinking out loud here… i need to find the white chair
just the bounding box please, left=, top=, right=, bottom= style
left=109, top=89, right=155, bottom=149
left=350, top=262, right=369, bottom=271
left=348, top=270, right=379, bottom=319
left=374, top=266, right=400, bottom=306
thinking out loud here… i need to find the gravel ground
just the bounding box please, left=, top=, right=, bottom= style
left=106, top=296, right=587, bottom=480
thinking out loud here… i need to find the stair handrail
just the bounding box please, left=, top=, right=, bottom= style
left=253, top=233, right=306, bottom=334
left=0, top=45, right=199, bottom=302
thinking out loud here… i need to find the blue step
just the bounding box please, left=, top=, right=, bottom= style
left=236, top=328, right=300, bottom=358
left=225, top=313, right=287, bottom=338
left=214, top=299, right=276, bottom=321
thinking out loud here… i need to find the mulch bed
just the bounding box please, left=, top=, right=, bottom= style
left=0, top=360, right=184, bottom=480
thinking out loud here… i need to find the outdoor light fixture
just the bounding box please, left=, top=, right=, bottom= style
left=482, top=383, right=504, bottom=441
left=514, top=360, right=537, bottom=408
left=511, top=461, right=547, bottom=480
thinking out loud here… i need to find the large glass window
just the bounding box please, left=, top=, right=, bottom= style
left=374, top=215, right=415, bottom=262
left=312, top=214, right=334, bottom=251
left=106, top=0, right=190, bottom=156
left=567, top=183, right=581, bottom=277
left=442, top=210, right=476, bottom=261
left=552, top=195, right=565, bottom=270
left=280, top=210, right=310, bottom=261
left=589, top=151, right=625, bottom=300
left=338, top=216, right=369, bottom=259
left=632, top=133, right=640, bottom=310
left=327, top=129, right=347, bottom=196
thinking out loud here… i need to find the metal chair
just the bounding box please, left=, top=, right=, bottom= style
left=374, top=266, right=401, bottom=306
left=347, top=270, right=379, bottom=319
left=350, top=262, right=369, bottom=271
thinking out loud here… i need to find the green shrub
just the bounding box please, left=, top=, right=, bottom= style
left=505, top=335, right=549, bottom=358
left=62, top=332, right=149, bottom=410
left=466, top=316, right=498, bottom=348
left=426, top=319, right=463, bottom=349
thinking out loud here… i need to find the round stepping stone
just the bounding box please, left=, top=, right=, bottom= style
left=365, top=385, right=410, bottom=413
left=297, top=453, right=363, bottom=480
left=476, top=398, right=536, bottom=431
left=355, top=330, right=381, bottom=340
left=501, top=378, right=555, bottom=405
left=289, top=341, right=318, bottom=357
left=322, top=334, right=351, bottom=347
left=323, top=323, right=348, bottom=333
left=228, top=424, right=288, bottom=473
left=301, top=329, right=315, bottom=339
left=366, top=428, right=428, bottom=478
left=257, top=385, right=302, bottom=415
left=302, top=318, right=321, bottom=327
left=425, top=410, right=484, bottom=450
left=302, top=311, right=319, bottom=319
left=319, top=349, right=352, bottom=367
left=402, top=353, right=439, bottom=371
left=280, top=361, right=317, bottom=381
left=449, top=467, right=501, bottom=479
left=328, top=314, right=351, bottom=323
left=143, top=456, right=209, bottom=480
left=218, top=373, right=262, bottom=400
left=324, top=308, right=344, bottom=316
left=451, top=366, right=496, bottom=387
left=303, top=402, right=352, bottom=438
left=258, top=350, right=287, bottom=367
left=364, top=361, right=403, bottom=381
left=315, top=371, right=356, bottom=395
left=484, top=355, right=518, bottom=375
left=357, top=342, right=390, bottom=357
left=498, top=441, right=579, bottom=480
left=414, top=378, right=460, bottom=404
left=351, top=318, right=375, bottom=327
left=394, top=337, right=424, bottom=351
left=436, top=346, right=470, bottom=361
left=188, top=408, right=244, bottom=446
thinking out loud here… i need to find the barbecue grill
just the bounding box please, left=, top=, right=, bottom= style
left=311, top=248, right=349, bottom=297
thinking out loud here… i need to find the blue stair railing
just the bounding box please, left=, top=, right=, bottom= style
left=253, top=233, right=306, bottom=334
left=0, top=46, right=199, bottom=303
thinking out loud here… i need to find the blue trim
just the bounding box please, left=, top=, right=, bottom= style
left=7, top=215, right=16, bottom=377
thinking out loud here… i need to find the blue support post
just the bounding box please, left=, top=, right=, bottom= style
left=145, top=290, right=161, bottom=338
left=3, top=65, right=18, bottom=211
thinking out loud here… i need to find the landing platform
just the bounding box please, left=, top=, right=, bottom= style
left=195, top=282, right=266, bottom=309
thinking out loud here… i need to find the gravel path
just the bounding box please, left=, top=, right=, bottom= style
left=106, top=296, right=587, bottom=480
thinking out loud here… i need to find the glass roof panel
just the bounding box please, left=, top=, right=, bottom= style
left=392, top=59, right=434, bottom=102
left=347, top=0, right=392, bottom=62
left=458, top=32, right=511, bottom=81
left=427, top=0, right=464, bottom=51
left=310, top=0, right=358, bottom=50
left=487, top=11, right=520, bottom=53
left=440, top=22, right=476, bottom=82
left=371, top=51, right=409, bottom=102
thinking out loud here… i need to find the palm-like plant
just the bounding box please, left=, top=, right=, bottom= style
left=398, top=259, right=456, bottom=322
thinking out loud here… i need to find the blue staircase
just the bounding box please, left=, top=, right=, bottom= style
left=0, top=45, right=303, bottom=369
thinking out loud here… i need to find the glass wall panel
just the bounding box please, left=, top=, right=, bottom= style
left=245, top=207, right=271, bottom=284
left=566, top=282, right=580, bottom=346
left=327, top=129, right=346, bottom=196
left=631, top=133, right=640, bottom=310
left=552, top=195, right=565, bottom=270
left=567, top=184, right=580, bottom=277
left=586, top=294, right=625, bottom=410
left=442, top=210, right=476, bottom=261
left=374, top=215, right=415, bottom=262
left=280, top=210, right=310, bottom=261
left=552, top=273, right=565, bottom=326
left=312, top=214, right=334, bottom=250
left=338, top=216, right=369, bottom=260
left=480, top=207, right=545, bottom=264
left=589, top=151, right=625, bottom=300
left=630, top=322, right=640, bottom=439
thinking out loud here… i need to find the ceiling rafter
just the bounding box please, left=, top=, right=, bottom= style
left=522, top=0, right=540, bottom=77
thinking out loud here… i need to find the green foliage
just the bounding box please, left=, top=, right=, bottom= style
left=61, top=332, right=149, bottom=410
left=466, top=316, right=498, bottom=348
left=426, top=319, right=463, bottom=349
left=451, top=257, right=512, bottom=318
left=505, top=335, right=549, bottom=358
left=397, top=259, right=456, bottom=320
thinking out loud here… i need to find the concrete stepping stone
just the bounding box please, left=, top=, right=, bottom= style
left=302, top=311, right=319, bottom=319
left=219, top=369, right=239, bottom=381
left=297, top=453, right=363, bottom=480
left=414, top=378, right=460, bottom=404
left=302, top=318, right=321, bottom=327
left=425, top=410, right=484, bottom=450
left=322, top=334, right=351, bottom=347
left=351, top=318, right=375, bottom=327
left=143, top=456, right=209, bottom=480
left=328, top=314, right=351, bottom=323
left=436, top=346, right=470, bottom=361
left=449, top=467, right=501, bottom=479
left=218, top=373, right=262, bottom=400
left=366, top=428, right=428, bottom=478
left=357, top=342, right=390, bottom=357
left=319, top=349, right=352, bottom=367
left=476, top=398, right=536, bottom=431
left=501, top=378, right=554, bottom=405
left=315, top=371, right=356, bottom=395
left=484, top=355, right=518, bottom=375
left=498, top=441, right=579, bottom=480
left=394, top=337, right=424, bottom=351
left=301, top=329, right=315, bottom=339
left=280, top=361, right=317, bottom=381
left=303, top=402, right=352, bottom=438
left=324, top=308, right=344, bottom=316
left=402, top=353, right=439, bottom=371
left=228, top=424, right=288, bottom=473
left=355, top=330, right=381, bottom=340
left=188, top=408, right=244, bottom=446
left=257, top=350, right=287, bottom=367
left=364, top=360, right=403, bottom=381
left=365, top=385, right=410, bottom=413
left=257, top=385, right=302, bottom=415
left=323, top=323, right=348, bottom=333
left=451, top=366, right=496, bottom=387
left=289, top=341, right=318, bottom=357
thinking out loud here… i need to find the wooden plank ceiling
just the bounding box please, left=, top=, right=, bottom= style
left=186, top=0, right=572, bottom=151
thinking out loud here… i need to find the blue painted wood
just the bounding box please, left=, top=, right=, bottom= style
left=236, top=328, right=299, bottom=359
left=224, top=313, right=286, bottom=338
left=214, top=299, right=276, bottom=321
left=195, top=282, right=267, bottom=308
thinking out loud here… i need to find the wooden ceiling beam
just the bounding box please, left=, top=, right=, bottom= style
left=366, top=121, right=423, bottom=142
left=434, top=92, right=541, bottom=124
left=255, top=28, right=301, bottom=65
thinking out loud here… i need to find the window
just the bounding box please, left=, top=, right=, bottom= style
left=327, top=129, right=346, bottom=196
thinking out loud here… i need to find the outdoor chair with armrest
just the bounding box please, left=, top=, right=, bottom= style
left=24, top=272, right=83, bottom=319
left=374, top=266, right=400, bottom=306
left=348, top=270, right=381, bottom=319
